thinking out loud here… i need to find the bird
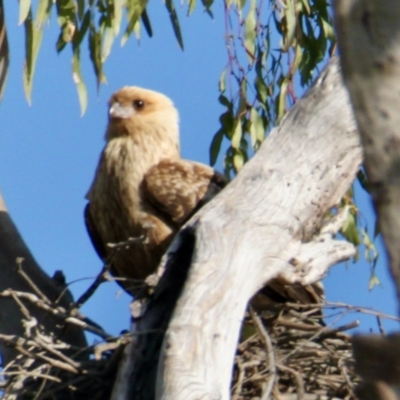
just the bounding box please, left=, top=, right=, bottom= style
left=84, top=86, right=226, bottom=296
left=84, top=86, right=324, bottom=311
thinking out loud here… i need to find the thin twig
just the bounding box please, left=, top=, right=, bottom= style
left=277, top=364, right=305, bottom=400
left=14, top=345, right=79, bottom=374
left=274, top=301, right=400, bottom=323
left=232, top=359, right=247, bottom=400
left=376, top=316, right=386, bottom=335
left=74, top=235, right=145, bottom=307
left=0, top=290, right=112, bottom=339
left=338, top=357, right=356, bottom=398
left=74, top=263, right=113, bottom=308
left=15, top=257, right=50, bottom=304
left=249, top=307, right=276, bottom=400
left=32, top=376, right=47, bottom=400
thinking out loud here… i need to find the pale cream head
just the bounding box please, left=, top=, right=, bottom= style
left=105, top=86, right=180, bottom=154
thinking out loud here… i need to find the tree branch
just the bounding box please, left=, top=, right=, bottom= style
left=111, top=57, right=361, bottom=400
left=0, top=192, right=87, bottom=365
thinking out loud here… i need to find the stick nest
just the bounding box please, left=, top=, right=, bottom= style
left=0, top=288, right=391, bottom=400
left=231, top=303, right=362, bottom=400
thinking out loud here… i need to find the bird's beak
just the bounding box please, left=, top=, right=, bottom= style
left=109, top=102, right=134, bottom=119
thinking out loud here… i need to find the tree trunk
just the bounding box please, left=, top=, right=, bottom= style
left=111, top=57, right=362, bottom=400
left=335, top=1, right=400, bottom=399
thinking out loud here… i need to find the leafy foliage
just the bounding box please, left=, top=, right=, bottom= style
left=0, top=0, right=9, bottom=101
left=212, top=0, right=336, bottom=178
left=18, top=0, right=185, bottom=115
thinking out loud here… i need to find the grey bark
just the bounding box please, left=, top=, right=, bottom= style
left=334, top=1, right=400, bottom=399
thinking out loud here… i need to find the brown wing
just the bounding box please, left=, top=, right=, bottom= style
left=84, top=203, right=108, bottom=262
left=142, top=159, right=226, bottom=225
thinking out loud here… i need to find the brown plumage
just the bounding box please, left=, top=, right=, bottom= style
left=85, top=86, right=226, bottom=296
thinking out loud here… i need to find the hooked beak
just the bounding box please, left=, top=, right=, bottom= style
left=109, top=102, right=134, bottom=119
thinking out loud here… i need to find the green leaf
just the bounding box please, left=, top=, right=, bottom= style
left=255, top=75, right=267, bottom=104
left=231, top=120, right=242, bottom=149
left=341, top=211, right=361, bottom=247
left=276, top=76, right=289, bottom=120
left=219, top=69, right=226, bottom=92
left=165, top=0, right=184, bottom=50
left=283, top=0, right=296, bottom=51
left=19, top=0, right=31, bottom=25
left=201, top=0, right=213, bottom=17
left=249, top=107, right=264, bottom=148
left=233, top=151, right=244, bottom=171
left=133, top=18, right=141, bottom=39
left=210, top=129, right=224, bottom=166
left=244, top=0, right=256, bottom=62
left=357, top=169, right=369, bottom=192
left=73, top=10, right=91, bottom=49
left=36, top=0, right=53, bottom=27
left=122, top=0, right=148, bottom=45
left=89, top=24, right=106, bottom=87
left=23, top=6, right=45, bottom=104
left=218, top=94, right=231, bottom=108
left=102, top=26, right=115, bottom=62
left=77, top=0, right=85, bottom=20
left=141, top=8, right=153, bottom=37
left=368, top=274, right=381, bottom=290
left=113, top=0, right=124, bottom=36
left=25, top=0, right=53, bottom=80
left=0, top=0, right=10, bottom=102
left=219, top=111, right=234, bottom=136
left=56, top=0, right=75, bottom=27
left=362, top=228, right=379, bottom=264
left=72, top=48, right=87, bottom=116
left=320, top=16, right=335, bottom=40
left=293, top=43, right=303, bottom=71
left=188, top=0, right=196, bottom=16
left=300, top=0, right=310, bottom=15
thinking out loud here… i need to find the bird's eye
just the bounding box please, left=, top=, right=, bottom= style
left=133, top=99, right=145, bottom=110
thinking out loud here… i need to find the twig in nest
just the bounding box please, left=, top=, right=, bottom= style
left=289, top=301, right=400, bottom=323
left=9, top=289, right=32, bottom=321
left=275, top=319, right=324, bottom=332
left=65, top=316, right=112, bottom=340
left=0, top=290, right=112, bottom=340
left=94, top=335, right=131, bottom=360
left=32, top=375, right=47, bottom=400
left=338, top=357, right=356, bottom=398
left=318, top=320, right=359, bottom=339
left=232, top=359, right=247, bottom=400
left=74, top=263, right=113, bottom=308
left=15, top=257, right=50, bottom=304
left=74, top=235, right=145, bottom=307
left=277, top=312, right=350, bottom=365
left=249, top=307, right=276, bottom=400
left=277, top=364, right=305, bottom=400
left=0, top=370, right=61, bottom=383
left=14, top=344, right=80, bottom=374
left=35, top=333, right=81, bottom=370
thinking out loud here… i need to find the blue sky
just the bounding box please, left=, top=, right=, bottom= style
left=0, top=2, right=397, bottom=342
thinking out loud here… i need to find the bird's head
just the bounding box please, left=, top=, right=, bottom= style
left=105, top=86, right=180, bottom=155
